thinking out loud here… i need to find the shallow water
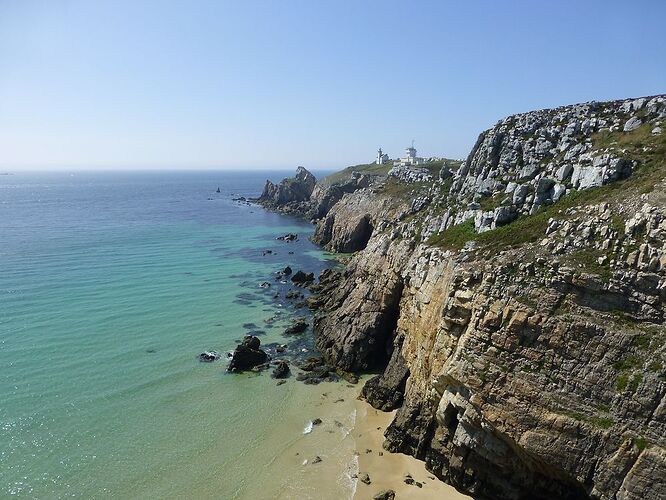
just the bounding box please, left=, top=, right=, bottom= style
left=0, top=170, right=356, bottom=498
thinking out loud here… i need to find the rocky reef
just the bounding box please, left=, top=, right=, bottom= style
left=260, top=94, right=666, bottom=499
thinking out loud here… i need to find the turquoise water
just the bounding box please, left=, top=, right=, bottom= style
left=0, top=171, right=357, bottom=499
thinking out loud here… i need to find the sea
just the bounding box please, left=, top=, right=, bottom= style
left=0, top=171, right=359, bottom=499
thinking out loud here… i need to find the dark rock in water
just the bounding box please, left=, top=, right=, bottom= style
left=242, top=322, right=259, bottom=330
left=216, top=186, right=221, bottom=193
left=300, top=357, right=326, bottom=372
left=404, top=475, right=414, bottom=485
left=250, top=362, right=271, bottom=372
left=288, top=251, right=294, bottom=254
left=276, top=380, right=287, bottom=386
left=198, top=350, right=221, bottom=362
left=276, top=344, right=286, bottom=353
left=359, top=473, right=371, bottom=485
left=285, top=290, right=304, bottom=300
left=284, top=318, right=308, bottom=335
left=244, top=336, right=261, bottom=350
left=227, top=336, right=268, bottom=372
left=291, top=270, right=314, bottom=284
left=283, top=266, right=292, bottom=275
left=295, top=358, right=335, bottom=384
left=259, top=281, right=271, bottom=288
left=271, top=360, right=290, bottom=379
left=277, top=233, right=298, bottom=241
left=373, top=490, right=395, bottom=500
left=312, top=418, right=323, bottom=426
left=312, top=456, right=322, bottom=464
left=262, top=250, right=272, bottom=256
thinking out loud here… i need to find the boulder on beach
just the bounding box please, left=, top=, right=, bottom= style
left=373, top=490, right=395, bottom=500
left=227, top=336, right=268, bottom=372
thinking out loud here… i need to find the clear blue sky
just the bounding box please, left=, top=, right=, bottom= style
left=1, top=0, right=664, bottom=170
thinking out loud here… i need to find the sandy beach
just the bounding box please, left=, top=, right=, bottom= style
left=352, top=400, right=470, bottom=500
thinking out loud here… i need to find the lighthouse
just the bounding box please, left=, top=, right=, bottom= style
left=375, top=148, right=389, bottom=165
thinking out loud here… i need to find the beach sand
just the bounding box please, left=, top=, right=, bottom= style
left=352, top=399, right=471, bottom=500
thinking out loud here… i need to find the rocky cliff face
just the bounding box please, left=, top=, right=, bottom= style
left=262, top=95, right=666, bottom=499
left=257, top=166, right=316, bottom=212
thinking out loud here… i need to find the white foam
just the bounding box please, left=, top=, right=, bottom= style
left=303, top=421, right=313, bottom=434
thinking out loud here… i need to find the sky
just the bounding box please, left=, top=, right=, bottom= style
left=0, top=0, right=665, bottom=171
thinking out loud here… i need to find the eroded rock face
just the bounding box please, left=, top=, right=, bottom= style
left=258, top=166, right=316, bottom=210
left=312, top=236, right=407, bottom=371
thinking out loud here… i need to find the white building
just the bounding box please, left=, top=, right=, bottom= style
left=375, top=147, right=390, bottom=165
left=394, top=141, right=425, bottom=166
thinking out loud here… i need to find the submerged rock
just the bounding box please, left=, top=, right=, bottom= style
left=284, top=317, right=308, bottom=335
left=277, top=233, right=298, bottom=241
left=227, top=336, right=268, bottom=372
left=271, top=360, right=290, bottom=379
left=198, top=350, right=221, bottom=362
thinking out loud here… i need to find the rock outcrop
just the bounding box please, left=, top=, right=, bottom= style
left=257, top=166, right=316, bottom=212
left=227, top=336, right=268, bottom=372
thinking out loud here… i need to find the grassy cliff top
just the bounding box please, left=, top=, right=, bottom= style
left=319, top=158, right=462, bottom=188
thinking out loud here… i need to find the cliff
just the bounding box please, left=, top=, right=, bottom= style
left=263, top=95, right=666, bottom=499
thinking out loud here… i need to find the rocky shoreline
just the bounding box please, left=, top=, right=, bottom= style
left=253, top=94, right=666, bottom=500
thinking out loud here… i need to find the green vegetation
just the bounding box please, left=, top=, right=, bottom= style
left=320, top=162, right=392, bottom=187
left=378, top=178, right=426, bottom=199
left=631, top=334, right=651, bottom=349
left=426, top=219, right=476, bottom=250
left=628, top=373, right=643, bottom=392
left=560, top=410, right=615, bottom=429
left=648, top=360, right=663, bottom=372
left=427, top=125, right=665, bottom=255
left=478, top=194, right=504, bottom=211
left=589, top=416, right=615, bottom=429
left=610, top=310, right=640, bottom=327
left=568, top=249, right=613, bottom=280
left=634, top=437, right=648, bottom=451
left=613, top=355, right=641, bottom=371
left=614, top=355, right=645, bottom=393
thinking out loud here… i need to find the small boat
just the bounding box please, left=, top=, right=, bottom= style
left=216, top=186, right=221, bottom=193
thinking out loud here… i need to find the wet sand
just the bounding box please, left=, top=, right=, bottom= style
left=352, top=400, right=471, bottom=500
